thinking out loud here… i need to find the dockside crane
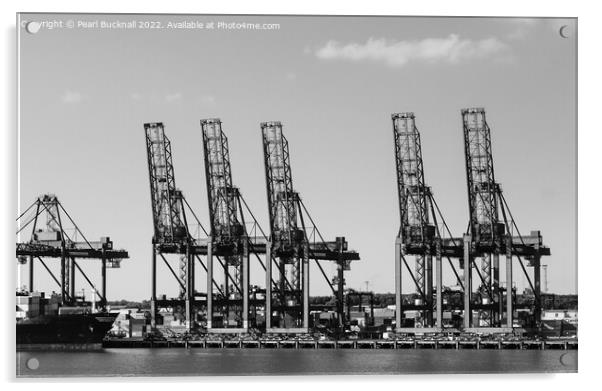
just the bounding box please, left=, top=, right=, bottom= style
left=392, top=113, right=464, bottom=331
left=261, top=121, right=360, bottom=334
left=145, top=122, right=217, bottom=330
left=461, top=108, right=550, bottom=330
left=201, top=118, right=271, bottom=332
left=16, top=194, right=128, bottom=309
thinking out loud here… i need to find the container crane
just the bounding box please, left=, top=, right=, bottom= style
left=261, top=121, right=359, bottom=334
left=16, top=194, right=128, bottom=309
left=392, top=113, right=464, bottom=331
left=201, top=118, right=270, bottom=332
left=145, top=122, right=214, bottom=330
left=461, top=108, right=550, bottom=330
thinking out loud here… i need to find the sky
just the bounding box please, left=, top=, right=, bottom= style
left=17, top=14, right=577, bottom=300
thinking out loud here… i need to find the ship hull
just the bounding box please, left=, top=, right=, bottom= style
left=16, top=313, right=117, bottom=348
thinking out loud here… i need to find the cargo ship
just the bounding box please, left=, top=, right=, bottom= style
left=16, top=290, right=117, bottom=349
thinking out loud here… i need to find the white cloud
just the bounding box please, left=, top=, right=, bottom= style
left=314, top=34, right=509, bottom=68
left=286, top=72, right=297, bottom=80
left=165, top=92, right=182, bottom=103
left=61, top=90, right=83, bottom=104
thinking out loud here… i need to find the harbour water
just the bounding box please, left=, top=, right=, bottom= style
left=17, top=349, right=577, bottom=377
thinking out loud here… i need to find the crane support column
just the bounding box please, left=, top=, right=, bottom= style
left=223, top=261, right=229, bottom=320
left=184, top=246, right=192, bottom=331
left=29, top=256, right=34, bottom=292
left=336, top=238, right=345, bottom=331
left=206, top=241, right=213, bottom=329
left=395, top=238, right=402, bottom=330
left=265, top=243, right=272, bottom=330
left=493, top=252, right=500, bottom=326
left=188, top=251, right=195, bottom=300
left=435, top=242, right=443, bottom=329
left=533, top=254, right=541, bottom=326
left=185, top=297, right=191, bottom=331
left=242, top=240, right=250, bottom=330
left=101, top=257, right=107, bottom=308
left=60, top=251, right=66, bottom=303
left=69, top=257, right=75, bottom=301
left=151, top=246, right=157, bottom=328
left=151, top=246, right=156, bottom=301
left=463, top=234, right=472, bottom=329
left=302, top=243, right=310, bottom=329
left=426, top=254, right=433, bottom=326
left=506, top=237, right=513, bottom=329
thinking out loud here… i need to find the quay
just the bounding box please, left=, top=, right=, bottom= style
left=102, top=337, right=578, bottom=350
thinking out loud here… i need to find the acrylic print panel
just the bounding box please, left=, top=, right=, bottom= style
left=16, top=13, right=577, bottom=377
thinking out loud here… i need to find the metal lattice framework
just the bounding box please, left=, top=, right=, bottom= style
left=460, top=108, right=551, bottom=330
left=394, top=113, right=432, bottom=244
left=16, top=194, right=128, bottom=308
left=393, top=113, right=433, bottom=306
left=262, top=122, right=303, bottom=250
left=261, top=121, right=359, bottom=333
left=145, top=123, right=189, bottom=245
left=144, top=122, right=193, bottom=305
left=462, top=108, right=503, bottom=324
left=462, top=108, right=503, bottom=246
left=261, top=121, right=304, bottom=291
left=201, top=119, right=245, bottom=244
left=201, top=118, right=249, bottom=330
left=261, top=121, right=304, bottom=330
left=145, top=121, right=261, bottom=332
left=392, top=113, right=465, bottom=330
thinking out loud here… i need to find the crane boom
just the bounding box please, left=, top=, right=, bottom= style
left=462, top=108, right=504, bottom=245
left=201, top=119, right=245, bottom=243
left=144, top=123, right=189, bottom=245
left=392, top=113, right=435, bottom=245
left=261, top=121, right=304, bottom=251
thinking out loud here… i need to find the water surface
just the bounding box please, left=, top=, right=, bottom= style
left=17, top=348, right=577, bottom=377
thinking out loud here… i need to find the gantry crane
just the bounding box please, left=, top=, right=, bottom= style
left=201, top=118, right=271, bottom=332
left=261, top=121, right=360, bottom=333
left=392, top=113, right=464, bottom=331
left=145, top=122, right=215, bottom=330
left=461, top=108, right=550, bottom=330
left=16, top=194, right=128, bottom=308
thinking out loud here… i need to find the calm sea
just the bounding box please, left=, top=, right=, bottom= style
left=16, top=349, right=577, bottom=377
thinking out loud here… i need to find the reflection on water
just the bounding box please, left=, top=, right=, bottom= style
left=17, top=349, right=577, bottom=377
